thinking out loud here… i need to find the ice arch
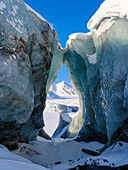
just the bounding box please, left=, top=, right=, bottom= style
left=0, top=0, right=128, bottom=147
left=45, top=62, right=79, bottom=138
left=63, top=33, right=107, bottom=143
left=45, top=32, right=107, bottom=143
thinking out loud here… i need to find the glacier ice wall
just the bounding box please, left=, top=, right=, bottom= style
left=0, top=0, right=63, bottom=144
left=64, top=0, right=128, bottom=144
left=64, top=33, right=107, bottom=143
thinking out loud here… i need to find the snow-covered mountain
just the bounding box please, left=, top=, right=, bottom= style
left=47, top=90, right=60, bottom=99
left=49, top=81, right=76, bottom=97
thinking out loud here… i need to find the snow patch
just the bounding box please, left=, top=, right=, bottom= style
left=88, top=0, right=128, bottom=35
left=43, top=111, right=59, bottom=137
left=6, top=18, right=22, bottom=34
left=0, top=2, right=6, bottom=10
left=18, top=19, right=23, bottom=25
left=14, top=18, right=17, bottom=23
left=69, top=32, right=91, bottom=41
left=13, top=6, right=18, bottom=14
left=4, top=62, right=7, bottom=65
left=12, top=54, right=17, bottom=60
left=87, top=53, right=97, bottom=64
left=11, top=11, right=16, bottom=16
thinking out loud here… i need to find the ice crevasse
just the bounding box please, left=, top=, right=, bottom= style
left=0, top=0, right=128, bottom=146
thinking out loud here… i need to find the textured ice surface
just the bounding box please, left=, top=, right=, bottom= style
left=64, top=33, right=106, bottom=142
left=64, top=0, right=128, bottom=144
left=0, top=0, right=62, bottom=144
left=0, top=0, right=128, bottom=147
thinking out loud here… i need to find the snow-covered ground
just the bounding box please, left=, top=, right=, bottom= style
left=0, top=144, right=48, bottom=170
left=13, top=137, right=104, bottom=169
left=13, top=137, right=128, bottom=170
left=0, top=134, right=127, bottom=170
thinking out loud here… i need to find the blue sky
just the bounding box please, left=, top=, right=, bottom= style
left=24, top=0, right=104, bottom=83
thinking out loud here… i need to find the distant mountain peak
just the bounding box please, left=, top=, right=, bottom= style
left=47, top=90, right=60, bottom=99
left=49, top=81, right=77, bottom=97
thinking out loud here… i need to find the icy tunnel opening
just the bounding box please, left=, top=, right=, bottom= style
left=43, top=64, right=79, bottom=138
